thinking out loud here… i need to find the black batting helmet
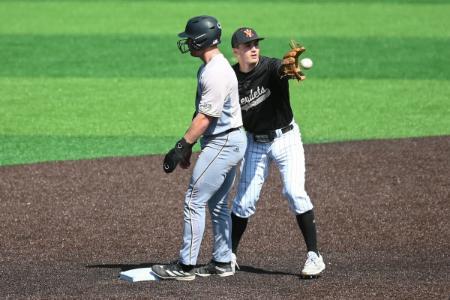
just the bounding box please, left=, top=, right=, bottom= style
left=177, top=15, right=222, bottom=54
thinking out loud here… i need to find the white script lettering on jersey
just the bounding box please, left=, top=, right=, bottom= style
left=240, top=86, right=271, bottom=111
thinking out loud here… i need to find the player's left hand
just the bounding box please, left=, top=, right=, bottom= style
left=280, top=40, right=306, bottom=81
left=163, top=138, right=194, bottom=173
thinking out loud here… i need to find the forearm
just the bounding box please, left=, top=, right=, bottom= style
left=183, top=112, right=213, bottom=144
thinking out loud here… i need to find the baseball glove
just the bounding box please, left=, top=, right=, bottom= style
left=280, top=40, right=306, bottom=81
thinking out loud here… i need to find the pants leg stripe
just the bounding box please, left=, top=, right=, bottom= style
left=186, top=134, right=230, bottom=265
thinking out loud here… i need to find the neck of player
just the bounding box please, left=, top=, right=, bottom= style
left=239, top=60, right=258, bottom=73
left=201, top=47, right=221, bottom=64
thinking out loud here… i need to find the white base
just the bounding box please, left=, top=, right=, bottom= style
left=119, top=268, right=159, bottom=282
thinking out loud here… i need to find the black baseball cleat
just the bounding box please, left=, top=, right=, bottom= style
left=151, top=261, right=195, bottom=281
left=195, top=260, right=234, bottom=277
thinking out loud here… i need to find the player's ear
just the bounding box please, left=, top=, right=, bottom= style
left=232, top=47, right=239, bottom=57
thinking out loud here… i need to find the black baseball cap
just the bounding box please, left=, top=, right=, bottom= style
left=231, top=27, right=264, bottom=48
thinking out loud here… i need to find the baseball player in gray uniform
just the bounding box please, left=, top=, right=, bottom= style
left=151, top=16, right=246, bottom=281
left=229, top=27, right=325, bottom=278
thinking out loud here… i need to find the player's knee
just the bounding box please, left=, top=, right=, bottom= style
left=289, top=198, right=313, bottom=215
left=231, top=204, right=256, bottom=218
left=208, top=202, right=230, bottom=217
left=283, top=190, right=313, bottom=214
left=283, top=186, right=307, bottom=199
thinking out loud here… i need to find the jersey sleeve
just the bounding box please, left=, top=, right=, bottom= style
left=269, top=57, right=283, bottom=73
left=198, top=73, right=226, bottom=117
left=269, top=57, right=288, bottom=83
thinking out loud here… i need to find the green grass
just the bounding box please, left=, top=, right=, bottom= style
left=0, top=1, right=449, bottom=166
left=1, top=35, right=449, bottom=80
left=293, top=79, right=450, bottom=143
left=1, top=2, right=449, bottom=38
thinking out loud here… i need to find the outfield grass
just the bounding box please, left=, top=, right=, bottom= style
left=2, top=35, right=449, bottom=80
left=1, top=1, right=449, bottom=166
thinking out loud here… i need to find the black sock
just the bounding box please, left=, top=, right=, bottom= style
left=296, top=210, right=318, bottom=254
left=231, top=213, right=249, bottom=254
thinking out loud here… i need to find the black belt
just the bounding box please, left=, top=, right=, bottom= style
left=253, top=124, right=294, bottom=143
left=280, top=124, right=294, bottom=134
left=222, top=126, right=242, bottom=135
left=206, top=126, right=242, bottom=138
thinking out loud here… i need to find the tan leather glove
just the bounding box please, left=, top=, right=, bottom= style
left=280, top=40, right=306, bottom=81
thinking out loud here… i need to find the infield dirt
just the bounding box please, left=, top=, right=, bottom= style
left=1, top=136, right=449, bottom=299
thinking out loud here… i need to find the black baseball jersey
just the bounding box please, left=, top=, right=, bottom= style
left=233, top=56, right=293, bottom=133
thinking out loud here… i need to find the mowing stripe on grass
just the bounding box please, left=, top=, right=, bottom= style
left=1, top=78, right=448, bottom=166
left=291, top=79, right=450, bottom=143
left=4, top=0, right=449, bottom=3
left=1, top=35, right=449, bottom=80
left=0, top=2, right=448, bottom=38
left=0, top=135, right=177, bottom=167
left=0, top=78, right=195, bottom=136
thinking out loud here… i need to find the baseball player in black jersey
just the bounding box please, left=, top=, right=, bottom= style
left=229, top=27, right=325, bottom=278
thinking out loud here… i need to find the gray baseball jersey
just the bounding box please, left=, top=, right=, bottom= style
left=196, top=53, right=243, bottom=136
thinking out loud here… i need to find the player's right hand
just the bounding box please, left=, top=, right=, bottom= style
left=163, top=148, right=179, bottom=173
left=179, top=147, right=192, bottom=169
left=163, top=138, right=194, bottom=173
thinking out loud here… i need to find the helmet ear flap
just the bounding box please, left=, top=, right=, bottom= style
left=191, top=36, right=208, bottom=50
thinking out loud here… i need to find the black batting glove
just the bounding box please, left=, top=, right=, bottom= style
left=163, top=138, right=194, bottom=173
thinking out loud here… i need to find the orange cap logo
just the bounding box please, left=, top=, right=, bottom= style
left=243, top=29, right=253, bottom=38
